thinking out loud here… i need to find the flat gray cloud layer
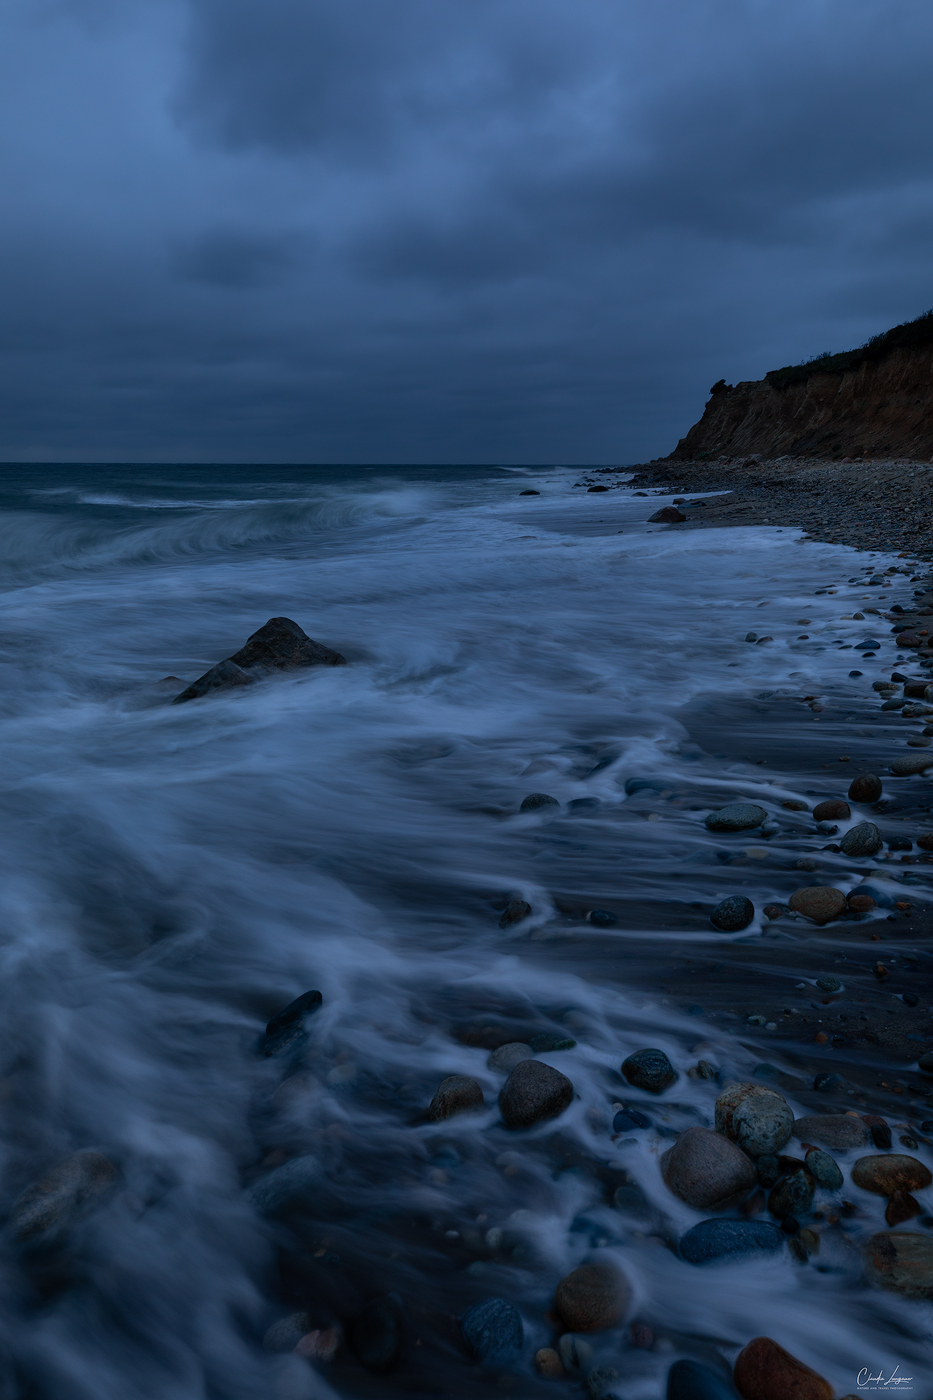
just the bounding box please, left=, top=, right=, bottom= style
left=1, top=0, right=932, bottom=463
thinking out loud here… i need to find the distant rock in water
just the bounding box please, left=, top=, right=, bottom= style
left=173, top=617, right=345, bottom=703
left=262, top=989, right=323, bottom=1056
left=12, top=1150, right=119, bottom=1241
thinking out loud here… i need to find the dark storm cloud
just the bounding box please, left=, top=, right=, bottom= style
left=1, top=0, right=933, bottom=461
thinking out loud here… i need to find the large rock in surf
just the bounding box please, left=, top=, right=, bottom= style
left=173, top=617, right=345, bottom=703
left=662, top=1127, right=756, bottom=1210
left=622, top=1047, right=678, bottom=1093
left=839, top=821, right=883, bottom=857
left=12, top=1150, right=119, bottom=1240
left=732, top=1337, right=832, bottom=1400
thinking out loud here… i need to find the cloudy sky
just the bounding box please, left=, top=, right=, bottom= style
left=1, top=0, right=932, bottom=464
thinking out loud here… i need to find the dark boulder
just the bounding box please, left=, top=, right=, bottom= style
left=351, top=1294, right=404, bottom=1372
left=499, top=899, right=532, bottom=929
left=649, top=506, right=687, bottom=523
left=427, top=1076, right=484, bottom=1121
left=848, top=774, right=882, bottom=802
left=498, top=1058, right=573, bottom=1128
left=678, top=1218, right=784, bottom=1265
left=710, top=895, right=754, bottom=932
left=622, top=1048, right=677, bottom=1093
left=262, top=990, right=323, bottom=1056
left=520, top=793, right=560, bottom=813
left=174, top=617, right=345, bottom=704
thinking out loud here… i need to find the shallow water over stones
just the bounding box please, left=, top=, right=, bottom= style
left=0, top=465, right=927, bottom=1396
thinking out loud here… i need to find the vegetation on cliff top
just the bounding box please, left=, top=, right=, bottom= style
left=765, top=307, right=933, bottom=389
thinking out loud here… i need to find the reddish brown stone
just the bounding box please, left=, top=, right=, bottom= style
left=427, top=1075, right=484, bottom=1121
left=553, top=1262, right=630, bottom=1333
left=788, top=886, right=846, bottom=924
left=851, top=1153, right=932, bottom=1196
left=886, top=1190, right=922, bottom=1226
left=733, top=1336, right=832, bottom=1400
left=812, top=798, right=850, bottom=822
left=846, top=893, right=876, bottom=913
left=662, top=1126, right=756, bottom=1210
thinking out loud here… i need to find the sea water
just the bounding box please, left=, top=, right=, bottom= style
left=0, top=463, right=926, bottom=1398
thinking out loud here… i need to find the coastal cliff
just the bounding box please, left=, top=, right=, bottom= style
left=669, top=311, right=933, bottom=461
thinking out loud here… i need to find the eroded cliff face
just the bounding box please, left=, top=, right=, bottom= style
left=669, top=345, right=933, bottom=460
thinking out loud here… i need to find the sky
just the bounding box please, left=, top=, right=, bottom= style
left=2, top=0, right=933, bottom=465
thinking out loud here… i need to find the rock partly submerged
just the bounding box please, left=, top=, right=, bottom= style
left=427, top=1075, right=485, bottom=1121
left=262, top=989, right=323, bottom=1056
left=662, top=1127, right=757, bottom=1210
left=173, top=617, right=345, bottom=704
left=460, top=1297, right=524, bottom=1364
left=553, top=1262, right=631, bottom=1332
left=864, top=1230, right=933, bottom=1297
left=732, top=1336, right=832, bottom=1400
left=11, top=1150, right=119, bottom=1241
left=678, top=1218, right=784, bottom=1266
left=498, top=1059, right=573, bottom=1129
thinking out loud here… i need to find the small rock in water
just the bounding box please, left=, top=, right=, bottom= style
left=839, top=820, right=883, bottom=856
left=534, top=1348, right=565, bottom=1377
left=847, top=892, right=876, bottom=913
left=519, top=489, right=540, bottom=495
left=427, top=1075, right=484, bottom=1121
left=586, top=1365, right=621, bottom=1399
left=891, top=754, right=933, bottom=775
left=11, top=1150, right=119, bottom=1241
left=662, top=1127, right=757, bottom=1210
left=498, top=1058, right=573, bottom=1128
left=487, top=1042, right=534, bottom=1073
left=705, top=803, right=767, bottom=833
left=460, top=1297, right=523, bottom=1364
left=263, top=1313, right=312, bottom=1353
left=851, top=1154, right=932, bottom=1196
left=262, top=990, right=323, bottom=1056
left=678, top=1217, right=784, bottom=1265
left=589, top=909, right=617, bottom=926
left=813, top=1072, right=846, bottom=1093
left=788, top=886, right=846, bottom=924
left=649, top=506, right=687, bottom=523
left=885, top=1190, right=922, bottom=1226
left=667, top=1358, right=741, bottom=1399
left=622, top=1047, right=678, bottom=1093
left=768, top=1169, right=814, bottom=1219
left=848, top=773, right=883, bottom=802
left=864, top=1231, right=933, bottom=1296
left=613, top=1108, right=651, bottom=1133
left=733, top=1337, right=832, bottom=1400
left=499, top=899, right=532, bottom=929
left=815, top=976, right=842, bottom=992
left=762, top=904, right=787, bottom=920
left=554, top=1262, right=631, bottom=1332
left=867, top=1118, right=894, bottom=1150
left=730, top=1093, right=794, bottom=1158
left=812, top=799, right=850, bottom=822
left=793, top=1114, right=869, bottom=1150
left=350, top=1294, right=404, bottom=1372
left=710, top=895, right=755, bottom=932
left=558, top=1333, right=594, bottom=1372
left=804, top=1149, right=843, bottom=1190
left=520, top=792, right=560, bottom=813
left=919, top=1052, right=933, bottom=1074
left=527, top=1031, right=577, bottom=1052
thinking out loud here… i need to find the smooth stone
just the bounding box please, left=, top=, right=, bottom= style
left=263, top=1313, right=311, bottom=1353
left=790, top=1114, right=862, bottom=1148
left=847, top=893, right=876, bottom=913
left=662, top=1127, right=757, bottom=1210
left=649, top=506, right=687, bottom=523
left=427, top=1075, right=484, bottom=1121
left=351, top=1294, right=403, bottom=1372
left=667, top=1359, right=741, bottom=1399
left=812, top=799, right=850, bottom=822
left=527, top=1031, right=577, bottom=1052
left=733, top=1337, right=832, bottom=1400
left=499, top=899, right=532, bottom=929
left=804, top=1149, right=843, bottom=1190
left=788, top=886, right=846, bottom=924
left=520, top=792, right=560, bottom=812
left=715, top=1082, right=781, bottom=1138
left=554, top=1262, right=631, bottom=1332
left=487, top=1042, right=534, bottom=1073
left=851, top=1154, right=932, bottom=1196
left=839, top=821, right=883, bottom=856
left=460, top=1297, right=523, bottom=1363
left=678, top=1218, right=784, bottom=1265
left=864, top=1231, right=933, bottom=1297
left=11, top=1151, right=119, bottom=1240
left=710, top=895, right=755, bottom=932
left=848, top=773, right=882, bottom=802
left=613, top=1107, right=651, bottom=1133
left=705, top=804, right=767, bottom=833
left=731, top=1094, right=794, bottom=1157
left=891, top=754, right=933, bottom=775
left=865, top=1118, right=892, bottom=1150
left=768, top=1170, right=814, bottom=1219
left=886, top=1190, right=922, bottom=1226
left=498, top=1059, right=573, bottom=1129
left=558, top=1334, right=594, bottom=1372
left=262, top=989, right=323, bottom=1056
left=534, top=1348, right=565, bottom=1377
left=621, top=1047, right=677, bottom=1094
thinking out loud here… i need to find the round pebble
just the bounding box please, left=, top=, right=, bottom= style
left=788, top=886, right=846, bottom=924
left=839, top=822, right=883, bottom=857
left=812, top=799, right=850, bottom=822
left=427, top=1075, right=484, bottom=1121
left=852, top=1154, right=932, bottom=1196
left=621, top=1047, right=677, bottom=1094
left=848, top=774, right=883, bottom=802
left=487, top=1042, right=534, bottom=1073
left=498, top=1058, right=573, bottom=1129
left=710, top=895, right=755, bottom=932
left=554, top=1263, right=631, bottom=1332
left=733, top=1337, right=832, bottom=1400
left=705, top=803, right=767, bottom=833
left=662, top=1126, right=757, bottom=1210
left=519, top=793, right=559, bottom=812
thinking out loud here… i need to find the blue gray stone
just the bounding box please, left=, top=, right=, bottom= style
left=839, top=821, right=883, bottom=857
left=710, top=895, right=754, bottom=932
left=704, top=803, right=767, bottom=832
left=678, top=1218, right=784, bottom=1265
left=622, top=1047, right=677, bottom=1093
left=460, top=1298, right=523, bottom=1364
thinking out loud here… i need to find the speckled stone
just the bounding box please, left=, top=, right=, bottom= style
left=705, top=804, right=767, bottom=833
left=621, top=1047, right=678, bottom=1093
left=851, top=1154, right=932, bottom=1196
left=864, top=1231, right=933, bottom=1297
left=839, top=822, right=883, bottom=857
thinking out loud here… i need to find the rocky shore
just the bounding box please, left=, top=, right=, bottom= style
left=580, top=456, right=933, bottom=558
